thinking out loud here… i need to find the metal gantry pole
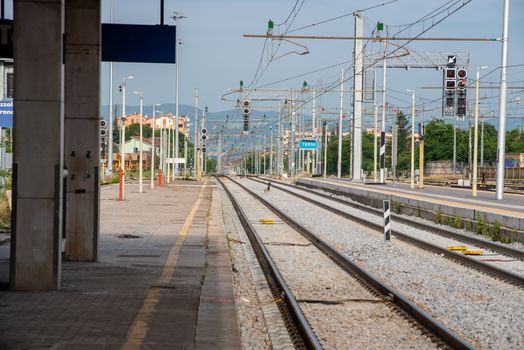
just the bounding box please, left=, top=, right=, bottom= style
left=496, top=0, right=510, bottom=200
left=408, top=89, right=415, bottom=189
left=380, top=38, right=388, bottom=183
left=352, top=11, right=363, bottom=181
left=194, top=88, right=198, bottom=177
left=151, top=104, right=158, bottom=189
left=373, top=103, right=378, bottom=182
left=290, top=90, right=296, bottom=180
left=120, top=76, right=133, bottom=199
left=277, top=102, right=283, bottom=176
left=167, top=117, right=171, bottom=182
left=137, top=93, right=143, bottom=193
left=107, top=0, right=114, bottom=177
left=473, top=66, right=488, bottom=196
left=269, top=126, right=273, bottom=175
left=311, top=88, right=316, bottom=175
left=453, top=122, right=457, bottom=174
left=481, top=117, right=485, bottom=168
left=337, top=69, right=344, bottom=178
left=473, top=70, right=480, bottom=197
left=323, top=123, right=328, bottom=178
left=173, top=13, right=185, bottom=176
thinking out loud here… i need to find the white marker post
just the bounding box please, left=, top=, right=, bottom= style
left=383, top=200, right=391, bottom=241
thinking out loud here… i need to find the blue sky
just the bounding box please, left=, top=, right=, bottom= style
left=100, top=0, right=524, bottom=129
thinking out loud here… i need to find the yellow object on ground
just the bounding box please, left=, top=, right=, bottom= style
left=463, top=249, right=483, bottom=255
left=259, top=219, right=276, bottom=224
left=447, top=245, right=467, bottom=251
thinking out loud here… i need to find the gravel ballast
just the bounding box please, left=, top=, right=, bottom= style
left=225, top=179, right=438, bottom=349
left=242, top=177, right=524, bottom=349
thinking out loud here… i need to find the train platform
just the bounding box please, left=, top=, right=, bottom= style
left=296, top=177, right=524, bottom=236
left=0, top=180, right=241, bottom=349
left=332, top=178, right=524, bottom=217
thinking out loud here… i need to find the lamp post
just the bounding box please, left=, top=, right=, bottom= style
left=119, top=75, right=133, bottom=200
left=133, top=91, right=144, bottom=193
left=173, top=13, right=186, bottom=176
left=473, top=66, right=489, bottom=197
left=151, top=104, right=160, bottom=189
left=407, top=89, right=415, bottom=189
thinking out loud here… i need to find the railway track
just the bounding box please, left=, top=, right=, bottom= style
left=249, top=176, right=524, bottom=288
left=218, top=176, right=476, bottom=350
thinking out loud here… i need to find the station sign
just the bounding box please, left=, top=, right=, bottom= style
left=102, top=24, right=176, bottom=63
left=299, top=139, right=318, bottom=150
left=0, top=99, right=13, bottom=127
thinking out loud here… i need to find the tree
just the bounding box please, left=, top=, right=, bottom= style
left=362, top=132, right=375, bottom=173
left=125, top=123, right=152, bottom=139
left=506, top=128, right=524, bottom=153
left=424, top=119, right=453, bottom=161
left=394, top=111, right=411, bottom=172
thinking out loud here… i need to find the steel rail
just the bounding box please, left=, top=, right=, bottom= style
left=228, top=176, right=476, bottom=350
left=216, top=176, right=321, bottom=350
left=249, top=177, right=524, bottom=287
left=255, top=176, right=524, bottom=261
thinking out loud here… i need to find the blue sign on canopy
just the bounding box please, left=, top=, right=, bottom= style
left=0, top=99, right=13, bottom=127
left=102, top=24, right=176, bottom=64
left=299, top=139, right=318, bottom=150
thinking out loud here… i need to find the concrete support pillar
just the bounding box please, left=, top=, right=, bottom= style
left=11, top=0, right=65, bottom=290
left=64, top=0, right=101, bottom=261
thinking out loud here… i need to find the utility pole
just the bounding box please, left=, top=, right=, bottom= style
left=419, top=122, right=424, bottom=189
left=373, top=103, right=378, bottom=182
left=392, top=121, right=397, bottom=182
left=480, top=117, right=485, bottom=168
left=202, top=106, right=207, bottom=174
left=194, top=88, right=198, bottom=178
left=167, top=117, right=171, bottom=183
left=407, top=89, right=415, bottom=189
left=159, top=120, right=164, bottom=176
left=337, top=69, right=344, bottom=178
left=312, top=88, right=317, bottom=175
left=173, top=13, right=185, bottom=176
left=184, top=132, right=188, bottom=177
left=107, top=0, right=114, bottom=177
left=120, top=76, right=133, bottom=200
left=133, top=91, right=144, bottom=193
left=290, top=89, right=296, bottom=180
left=263, top=135, right=266, bottom=174
left=453, top=122, right=457, bottom=174
left=352, top=11, right=363, bottom=181
left=270, top=126, right=273, bottom=175
left=473, top=66, right=489, bottom=196
left=151, top=104, right=159, bottom=189
left=323, top=123, right=328, bottom=178
left=380, top=38, right=388, bottom=183
left=218, top=132, right=222, bottom=174
left=468, top=102, right=472, bottom=181
left=496, top=0, right=510, bottom=200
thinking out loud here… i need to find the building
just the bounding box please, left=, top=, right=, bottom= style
left=143, top=113, right=190, bottom=138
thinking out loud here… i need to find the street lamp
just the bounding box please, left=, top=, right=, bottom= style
left=133, top=91, right=144, bottom=193
left=473, top=66, right=489, bottom=197
left=119, top=75, right=133, bottom=200
left=151, top=103, right=160, bottom=189
left=407, top=89, right=415, bottom=189
left=173, top=12, right=186, bottom=176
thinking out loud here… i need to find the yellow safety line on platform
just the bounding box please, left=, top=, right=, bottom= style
left=122, top=181, right=208, bottom=348
left=314, top=179, right=524, bottom=219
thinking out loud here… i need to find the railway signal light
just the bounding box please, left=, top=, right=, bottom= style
left=457, top=91, right=467, bottom=116
left=445, top=68, right=456, bottom=79
left=201, top=128, right=207, bottom=140
left=242, top=100, right=250, bottom=132
left=100, top=119, right=107, bottom=137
